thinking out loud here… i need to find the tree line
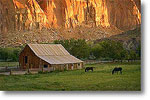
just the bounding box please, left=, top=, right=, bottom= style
left=0, top=47, right=21, bottom=62
left=0, top=39, right=141, bottom=62
left=54, top=39, right=141, bottom=62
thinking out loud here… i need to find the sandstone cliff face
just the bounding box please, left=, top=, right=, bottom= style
left=37, top=0, right=141, bottom=30
left=106, top=0, right=141, bottom=30
left=0, top=0, right=15, bottom=33
left=0, top=0, right=141, bottom=47
left=0, top=0, right=141, bottom=33
left=0, top=0, right=49, bottom=33
left=38, top=0, right=110, bottom=28
left=13, top=0, right=49, bottom=29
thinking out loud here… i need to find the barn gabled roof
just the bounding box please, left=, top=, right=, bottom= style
left=27, top=44, right=83, bottom=64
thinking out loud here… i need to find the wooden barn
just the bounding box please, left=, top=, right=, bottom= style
left=19, top=44, right=84, bottom=71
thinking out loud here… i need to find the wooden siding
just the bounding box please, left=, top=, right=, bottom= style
left=19, top=45, right=40, bottom=69
left=19, top=45, right=51, bottom=69
left=19, top=45, right=84, bottom=71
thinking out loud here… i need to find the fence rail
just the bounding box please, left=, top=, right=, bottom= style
left=84, top=60, right=140, bottom=64
left=84, top=60, right=113, bottom=64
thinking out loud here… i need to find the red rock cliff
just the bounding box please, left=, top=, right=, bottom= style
left=0, top=0, right=141, bottom=33
left=106, top=0, right=141, bottom=30
left=37, top=0, right=110, bottom=28
left=37, top=0, right=141, bottom=30
left=0, top=0, right=49, bottom=33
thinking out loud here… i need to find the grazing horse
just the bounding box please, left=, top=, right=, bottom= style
left=85, top=67, right=95, bottom=72
left=112, top=67, right=122, bottom=74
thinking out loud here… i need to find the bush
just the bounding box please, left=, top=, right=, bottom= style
left=0, top=47, right=22, bottom=62
left=0, top=39, right=140, bottom=62
left=90, top=40, right=127, bottom=61
left=54, top=39, right=140, bottom=61
left=54, top=39, right=90, bottom=59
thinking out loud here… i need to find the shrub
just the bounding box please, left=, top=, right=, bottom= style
left=54, top=39, right=90, bottom=59
left=0, top=47, right=22, bottom=62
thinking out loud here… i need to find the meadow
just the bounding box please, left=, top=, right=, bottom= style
left=0, top=62, right=19, bottom=67
left=0, top=62, right=141, bottom=91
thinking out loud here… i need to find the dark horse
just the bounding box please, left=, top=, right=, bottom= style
left=112, top=67, right=122, bottom=74
left=85, top=67, right=95, bottom=72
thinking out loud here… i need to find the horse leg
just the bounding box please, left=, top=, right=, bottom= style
left=113, top=71, right=115, bottom=74
left=112, top=70, right=114, bottom=74
left=85, top=69, right=86, bottom=72
left=120, top=71, right=122, bottom=74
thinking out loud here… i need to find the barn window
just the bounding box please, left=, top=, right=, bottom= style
left=78, top=63, right=80, bottom=66
left=44, top=64, right=48, bottom=68
left=25, top=56, right=28, bottom=64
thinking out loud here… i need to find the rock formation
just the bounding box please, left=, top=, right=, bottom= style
left=37, top=0, right=141, bottom=30
left=0, top=0, right=49, bottom=33
left=0, top=0, right=141, bottom=47
left=0, top=0, right=141, bottom=32
left=37, top=0, right=110, bottom=28
left=106, top=0, right=141, bottom=30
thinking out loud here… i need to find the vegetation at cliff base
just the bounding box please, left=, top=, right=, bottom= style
left=0, top=38, right=140, bottom=62
left=0, top=48, right=21, bottom=62
left=54, top=39, right=141, bottom=61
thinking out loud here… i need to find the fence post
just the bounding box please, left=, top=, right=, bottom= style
left=10, top=69, right=12, bottom=75
left=5, top=67, right=8, bottom=71
left=28, top=68, right=30, bottom=74
left=42, top=67, right=44, bottom=72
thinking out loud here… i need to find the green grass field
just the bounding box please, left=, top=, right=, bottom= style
left=0, top=62, right=141, bottom=91
left=0, top=62, right=19, bottom=67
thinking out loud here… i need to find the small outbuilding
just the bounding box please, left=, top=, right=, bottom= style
left=19, top=44, right=84, bottom=71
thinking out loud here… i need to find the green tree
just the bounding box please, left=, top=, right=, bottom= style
left=98, top=40, right=127, bottom=61
left=54, top=39, right=90, bottom=59
left=136, top=44, right=141, bottom=60
left=90, top=44, right=102, bottom=59
left=129, top=50, right=137, bottom=61
left=0, top=47, right=21, bottom=61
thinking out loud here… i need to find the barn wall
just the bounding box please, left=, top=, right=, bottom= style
left=19, top=45, right=41, bottom=69
left=50, top=63, right=83, bottom=71
left=19, top=46, right=54, bottom=70
left=19, top=45, right=84, bottom=71
left=79, top=62, right=84, bottom=69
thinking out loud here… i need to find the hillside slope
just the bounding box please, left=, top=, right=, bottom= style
left=0, top=0, right=141, bottom=47
left=95, top=26, right=141, bottom=50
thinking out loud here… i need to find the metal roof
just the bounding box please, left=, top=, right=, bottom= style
left=28, top=44, right=83, bottom=64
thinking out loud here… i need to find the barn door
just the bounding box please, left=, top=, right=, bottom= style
left=25, top=56, right=28, bottom=64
